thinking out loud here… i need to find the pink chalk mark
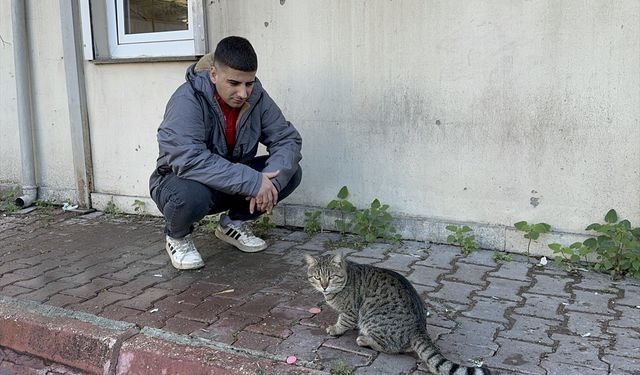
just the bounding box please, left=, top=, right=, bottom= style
left=308, top=307, right=321, bottom=314
left=286, top=355, right=297, bottom=364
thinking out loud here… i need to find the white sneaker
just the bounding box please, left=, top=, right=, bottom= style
left=165, top=234, right=205, bottom=270
left=214, top=222, right=267, bottom=252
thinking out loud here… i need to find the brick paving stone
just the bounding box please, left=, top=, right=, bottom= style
left=547, top=334, right=609, bottom=370
left=71, top=290, right=131, bottom=314
left=604, top=327, right=640, bottom=359
left=272, top=324, right=327, bottom=362
left=176, top=296, right=240, bottom=323
left=352, top=243, right=393, bottom=259
left=118, top=287, right=173, bottom=311
left=540, top=362, right=608, bottom=375
left=126, top=309, right=169, bottom=328
left=425, top=302, right=462, bottom=329
left=601, top=354, right=640, bottom=374
left=264, top=240, right=297, bottom=255
left=300, top=305, right=338, bottom=329
left=322, top=330, right=376, bottom=357
left=444, top=262, right=493, bottom=286
left=245, top=315, right=293, bottom=339
left=153, top=274, right=200, bottom=292
left=61, top=277, right=123, bottom=298
left=565, top=310, right=612, bottom=338
left=430, top=280, right=481, bottom=305
left=572, top=271, right=620, bottom=292
left=354, top=352, right=417, bottom=375
left=462, top=296, right=516, bottom=324
left=616, top=284, right=640, bottom=307
left=407, top=265, right=449, bottom=288
left=417, top=244, right=460, bottom=269
left=230, top=293, right=291, bottom=317
left=609, top=304, right=640, bottom=329
left=443, top=317, right=503, bottom=348
left=564, top=290, right=616, bottom=315
left=0, top=284, right=33, bottom=297
left=233, top=330, right=283, bottom=351
left=269, top=306, right=315, bottom=321
left=152, top=295, right=197, bottom=316
left=315, top=346, right=371, bottom=372
left=426, top=325, right=451, bottom=342
left=526, top=274, right=572, bottom=297
left=0, top=272, right=34, bottom=288
left=174, top=281, right=232, bottom=305
left=56, top=265, right=121, bottom=285
left=458, top=250, right=499, bottom=267
left=100, top=304, right=142, bottom=321
left=108, top=276, right=164, bottom=296
left=105, top=262, right=163, bottom=281
left=375, top=253, right=418, bottom=272
left=476, top=277, right=529, bottom=302
left=282, top=231, right=312, bottom=243
left=514, top=293, right=568, bottom=321
left=45, top=293, right=84, bottom=308
left=0, top=262, right=30, bottom=275
left=193, top=311, right=262, bottom=344
left=498, top=314, right=558, bottom=345
left=434, top=339, right=497, bottom=366
left=18, top=280, right=79, bottom=302
left=161, top=316, right=208, bottom=335
left=394, top=240, right=430, bottom=256
left=491, top=260, right=530, bottom=282
left=487, top=338, right=551, bottom=375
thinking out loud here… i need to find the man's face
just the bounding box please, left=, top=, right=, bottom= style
left=210, top=64, right=256, bottom=108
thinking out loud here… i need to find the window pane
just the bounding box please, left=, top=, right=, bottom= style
left=124, top=0, right=188, bottom=34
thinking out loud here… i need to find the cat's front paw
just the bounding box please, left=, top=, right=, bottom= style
left=326, top=324, right=344, bottom=336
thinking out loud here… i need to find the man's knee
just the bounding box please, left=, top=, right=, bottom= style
left=279, top=166, right=302, bottom=200
left=154, top=175, right=215, bottom=216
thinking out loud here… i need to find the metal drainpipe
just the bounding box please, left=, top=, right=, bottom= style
left=11, top=0, right=38, bottom=208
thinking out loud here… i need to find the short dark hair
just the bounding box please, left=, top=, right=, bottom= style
left=213, top=36, right=258, bottom=72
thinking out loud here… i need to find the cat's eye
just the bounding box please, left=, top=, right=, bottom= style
left=313, top=276, right=320, bottom=280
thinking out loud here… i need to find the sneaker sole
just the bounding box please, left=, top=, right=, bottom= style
left=165, top=244, right=205, bottom=270
left=215, top=228, right=268, bottom=253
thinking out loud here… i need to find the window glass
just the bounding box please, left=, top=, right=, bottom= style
left=124, top=0, right=189, bottom=35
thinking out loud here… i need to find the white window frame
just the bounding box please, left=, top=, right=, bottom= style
left=81, top=0, right=207, bottom=60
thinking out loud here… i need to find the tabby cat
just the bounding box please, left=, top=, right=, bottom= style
left=305, top=253, right=491, bottom=375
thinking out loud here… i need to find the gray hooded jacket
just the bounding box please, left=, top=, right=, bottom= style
left=149, top=63, right=302, bottom=198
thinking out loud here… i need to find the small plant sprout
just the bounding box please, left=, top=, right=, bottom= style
left=492, top=251, right=513, bottom=262
left=327, top=186, right=357, bottom=235
left=132, top=199, right=146, bottom=214
left=548, top=242, right=592, bottom=271
left=514, top=221, right=551, bottom=262
left=304, top=211, right=322, bottom=235
left=583, top=209, right=640, bottom=279
left=352, top=198, right=401, bottom=245
left=446, top=225, right=479, bottom=255
left=251, top=214, right=276, bottom=238
left=104, top=200, right=122, bottom=215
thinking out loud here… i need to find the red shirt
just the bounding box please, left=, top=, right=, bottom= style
left=214, top=91, right=241, bottom=150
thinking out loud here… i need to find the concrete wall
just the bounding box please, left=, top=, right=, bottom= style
left=0, top=1, right=76, bottom=202
left=1, top=1, right=638, bottom=253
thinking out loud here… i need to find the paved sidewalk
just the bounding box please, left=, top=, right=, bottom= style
left=0, top=208, right=638, bottom=374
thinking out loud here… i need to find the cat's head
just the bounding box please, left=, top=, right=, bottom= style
left=304, top=253, right=347, bottom=295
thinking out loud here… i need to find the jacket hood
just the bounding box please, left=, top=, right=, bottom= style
left=185, top=63, right=263, bottom=109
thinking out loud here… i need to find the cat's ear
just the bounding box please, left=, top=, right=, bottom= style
left=331, top=252, right=343, bottom=265
left=304, top=254, right=318, bottom=267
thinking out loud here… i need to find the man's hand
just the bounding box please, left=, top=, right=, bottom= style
left=248, top=170, right=280, bottom=214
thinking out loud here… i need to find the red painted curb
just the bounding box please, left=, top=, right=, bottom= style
left=0, top=298, right=324, bottom=374
left=0, top=302, right=135, bottom=374
left=115, top=334, right=318, bottom=375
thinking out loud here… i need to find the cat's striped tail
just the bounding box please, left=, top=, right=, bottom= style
left=411, top=334, right=491, bottom=375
